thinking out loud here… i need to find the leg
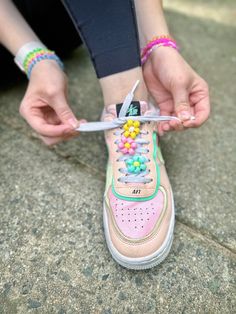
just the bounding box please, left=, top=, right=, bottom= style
left=63, top=0, right=174, bottom=270
left=62, top=0, right=148, bottom=104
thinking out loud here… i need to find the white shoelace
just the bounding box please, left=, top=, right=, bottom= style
left=76, top=81, right=180, bottom=183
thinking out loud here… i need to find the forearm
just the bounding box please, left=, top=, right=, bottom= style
left=0, top=0, right=39, bottom=55
left=134, top=0, right=169, bottom=47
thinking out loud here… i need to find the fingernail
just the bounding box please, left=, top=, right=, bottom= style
left=68, top=118, right=79, bottom=128
left=79, top=119, right=87, bottom=124
left=178, top=111, right=191, bottom=121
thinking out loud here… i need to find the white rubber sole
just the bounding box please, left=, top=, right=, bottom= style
left=103, top=194, right=175, bottom=270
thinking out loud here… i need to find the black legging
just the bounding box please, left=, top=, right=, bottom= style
left=0, top=0, right=140, bottom=85
left=62, top=0, right=140, bottom=78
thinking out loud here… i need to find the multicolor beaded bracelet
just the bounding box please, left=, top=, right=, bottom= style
left=14, top=42, right=64, bottom=79
left=24, top=48, right=64, bottom=78
left=141, top=35, right=179, bottom=65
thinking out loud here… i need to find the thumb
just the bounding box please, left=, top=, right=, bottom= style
left=172, top=86, right=191, bottom=121
left=53, top=95, right=79, bottom=128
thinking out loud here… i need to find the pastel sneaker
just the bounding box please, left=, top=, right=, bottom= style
left=78, top=82, right=179, bottom=269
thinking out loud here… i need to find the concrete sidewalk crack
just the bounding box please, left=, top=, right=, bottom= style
left=176, top=219, right=236, bottom=257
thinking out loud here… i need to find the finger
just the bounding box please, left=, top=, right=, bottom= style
left=172, top=83, right=192, bottom=121
left=158, top=109, right=174, bottom=134
left=183, top=96, right=210, bottom=128
left=169, top=119, right=184, bottom=131
left=21, top=99, right=84, bottom=137
left=39, top=135, right=63, bottom=146
left=52, top=94, right=79, bottom=128
left=21, top=106, right=75, bottom=137
left=158, top=127, right=164, bottom=136
left=39, top=131, right=80, bottom=146
left=162, top=123, right=170, bottom=132
left=29, top=117, right=73, bottom=137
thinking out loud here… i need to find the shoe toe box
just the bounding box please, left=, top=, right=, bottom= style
left=105, top=186, right=173, bottom=259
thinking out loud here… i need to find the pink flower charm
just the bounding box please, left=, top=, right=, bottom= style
left=118, top=136, right=137, bottom=155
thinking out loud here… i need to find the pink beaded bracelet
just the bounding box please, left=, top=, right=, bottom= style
left=141, top=36, right=179, bottom=65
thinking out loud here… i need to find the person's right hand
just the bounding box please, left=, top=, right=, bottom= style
left=20, top=60, right=84, bottom=145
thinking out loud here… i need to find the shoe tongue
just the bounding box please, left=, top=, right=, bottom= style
left=116, top=101, right=143, bottom=117
left=105, top=101, right=148, bottom=119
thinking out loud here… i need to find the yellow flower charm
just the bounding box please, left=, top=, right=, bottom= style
left=123, top=120, right=140, bottom=139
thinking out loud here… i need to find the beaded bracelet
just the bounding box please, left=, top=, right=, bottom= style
left=14, top=42, right=64, bottom=79
left=141, top=35, right=179, bottom=65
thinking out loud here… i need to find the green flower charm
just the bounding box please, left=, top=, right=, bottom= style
left=126, top=155, right=147, bottom=174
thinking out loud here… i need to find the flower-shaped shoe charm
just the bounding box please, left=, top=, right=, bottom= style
left=123, top=120, right=140, bottom=139
left=126, top=155, right=147, bottom=174
left=118, top=136, right=137, bottom=155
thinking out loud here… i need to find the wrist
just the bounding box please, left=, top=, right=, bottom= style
left=141, top=35, right=179, bottom=65
left=14, top=41, right=64, bottom=79
left=29, top=59, right=63, bottom=77
left=14, top=41, right=46, bottom=71
left=151, top=44, right=179, bottom=58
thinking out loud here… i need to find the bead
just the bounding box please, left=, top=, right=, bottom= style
left=139, top=156, right=146, bottom=163
left=129, top=126, right=135, bottom=132
left=129, top=148, right=135, bottom=155
left=124, top=142, right=131, bottom=149
left=133, top=161, right=140, bottom=167
left=131, top=142, right=137, bottom=149
left=127, top=158, right=133, bottom=165
left=118, top=143, right=124, bottom=149
left=128, top=165, right=135, bottom=173
left=122, top=148, right=128, bottom=154
left=127, top=120, right=133, bottom=126
left=124, top=131, right=129, bottom=137
left=133, top=156, right=139, bottom=161
left=140, top=164, right=147, bottom=171
left=133, top=121, right=140, bottom=128
left=134, top=128, right=140, bottom=134
left=121, top=136, right=127, bottom=143
left=130, top=132, right=136, bottom=139
left=134, top=167, right=141, bottom=174
left=124, top=124, right=129, bottom=131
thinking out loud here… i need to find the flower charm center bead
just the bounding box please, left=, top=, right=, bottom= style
left=126, top=155, right=147, bottom=174
left=133, top=161, right=140, bottom=167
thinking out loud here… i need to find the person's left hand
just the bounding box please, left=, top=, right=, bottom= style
left=143, top=46, right=210, bottom=135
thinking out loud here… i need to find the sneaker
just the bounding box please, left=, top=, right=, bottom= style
left=78, top=82, right=178, bottom=269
